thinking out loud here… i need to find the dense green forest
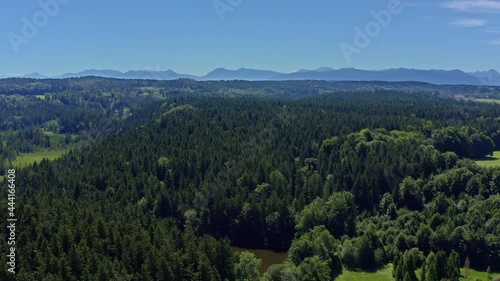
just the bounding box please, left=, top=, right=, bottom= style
left=1, top=78, right=499, bottom=280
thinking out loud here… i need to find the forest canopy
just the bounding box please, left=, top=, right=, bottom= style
left=0, top=78, right=499, bottom=280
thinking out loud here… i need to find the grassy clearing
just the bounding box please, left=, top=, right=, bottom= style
left=1, top=149, right=67, bottom=183
left=474, top=98, right=500, bottom=104
left=42, top=130, right=57, bottom=137
left=336, top=264, right=394, bottom=281
left=35, top=95, right=46, bottom=100
left=42, top=130, right=78, bottom=139
left=476, top=151, right=500, bottom=167
left=8, top=149, right=67, bottom=168
left=460, top=268, right=500, bottom=281
left=166, top=104, right=196, bottom=114
left=334, top=265, right=498, bottom=281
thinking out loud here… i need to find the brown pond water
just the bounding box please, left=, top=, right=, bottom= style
left=231, top=247, right=288, bottom=276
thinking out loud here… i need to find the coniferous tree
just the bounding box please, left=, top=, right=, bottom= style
left=447, top=251, right=461, bottom=281
left=426, top=252, right=438, bottom=281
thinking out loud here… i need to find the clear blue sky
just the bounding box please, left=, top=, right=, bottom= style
left=1, top=0, right=499, bottom=76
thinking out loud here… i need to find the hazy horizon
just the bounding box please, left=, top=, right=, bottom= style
left=4, top=66, right=500, bottom=78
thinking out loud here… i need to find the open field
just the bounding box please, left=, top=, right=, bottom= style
left=469, top=98, right=500, bottom=104
left=0, top=149, right=67, bottom=183
left=476, top=151, right=500, bottom=167
left=35, top=95, right=46, bottom=100
left=460, top=268, right=500, bottom=281
left=334, top=264, right=499, bottom=281
left=8, top=149, right=67, bottom=168
left=336, top=264, right=394, bottom=281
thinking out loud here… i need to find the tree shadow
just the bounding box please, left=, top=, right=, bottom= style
left=476, top=155, right=498, bottom=161
left=344, top=265, right=385, bottom=273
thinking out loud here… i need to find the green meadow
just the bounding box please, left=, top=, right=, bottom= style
left=474, top=98, right=500, bottom=104
left=335, top=265, right=499, bottom=281
left=459, top=268, right=500, bottom=281
left=464, top=98, right=500, bottom=104
left=8, top=149, right=67, bottom=168
left=1, top=149, right=66, bottom=183
left=336, top=264, right=395, bottom=281
left=476, top=151, right=500, bottom=167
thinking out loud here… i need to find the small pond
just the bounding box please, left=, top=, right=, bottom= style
left=231, top=247, right=288, bottom=276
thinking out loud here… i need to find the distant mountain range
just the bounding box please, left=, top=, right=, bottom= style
left=17, top=67, right=500, bottom=86
left=56, top=69, right=197, bottom=80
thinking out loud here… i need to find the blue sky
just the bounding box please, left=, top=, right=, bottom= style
left=1, top=0, right=500, bottom=76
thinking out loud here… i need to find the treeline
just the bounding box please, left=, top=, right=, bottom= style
left=393, top=249, right=461, bottom=281
left=432, top=126, right=495, bottom=158
left=0, top=77, right=498, bottom=97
